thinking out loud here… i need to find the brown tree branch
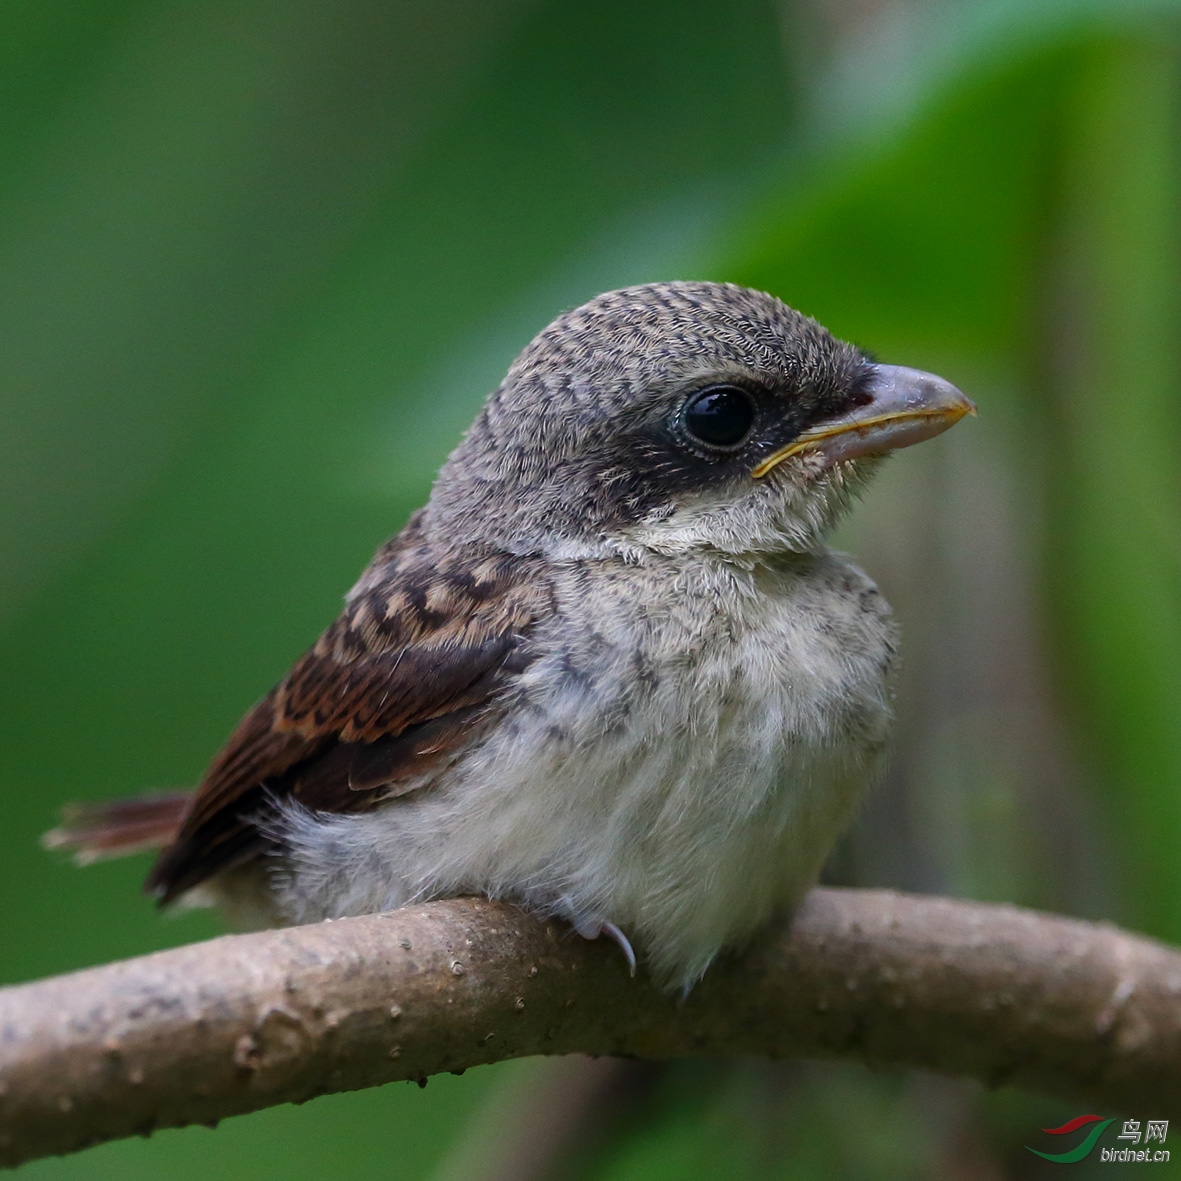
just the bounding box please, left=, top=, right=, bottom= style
left=2, top=888, right=1180, bottom=1169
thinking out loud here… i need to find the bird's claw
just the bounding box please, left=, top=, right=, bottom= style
left=570, top=915, right=637, bottom=976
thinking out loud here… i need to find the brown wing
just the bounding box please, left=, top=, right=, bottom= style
left=146, top=513, right=555, bottom=902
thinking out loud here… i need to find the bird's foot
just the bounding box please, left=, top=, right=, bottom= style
left=570, top=915, right=637, bottom=977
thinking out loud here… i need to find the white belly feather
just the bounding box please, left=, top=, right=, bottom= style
left=272, top=549, right=896, bottom=987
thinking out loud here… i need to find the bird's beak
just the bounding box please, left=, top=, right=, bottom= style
left=750, top=365, right=976, bottom=478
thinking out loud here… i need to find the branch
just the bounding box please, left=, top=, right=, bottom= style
left=3, top=888, right=1180, bottom=1168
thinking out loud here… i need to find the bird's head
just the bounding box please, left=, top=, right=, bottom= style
left=427, top=282, right=973, bottom=559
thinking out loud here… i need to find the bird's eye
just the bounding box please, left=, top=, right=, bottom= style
left=683, top=386, right=756, bottom=449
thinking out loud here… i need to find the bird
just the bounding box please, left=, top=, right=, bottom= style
left=46, top=281, right=973, bottom=990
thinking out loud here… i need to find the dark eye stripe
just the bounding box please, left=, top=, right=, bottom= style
left=683, top=386, right=755, bottom=449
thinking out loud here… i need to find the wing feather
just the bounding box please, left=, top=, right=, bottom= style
left=146, top=515, right=553, bottom=901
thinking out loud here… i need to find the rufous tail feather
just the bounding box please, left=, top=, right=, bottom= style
left=42, top=792, right=192, bottom=866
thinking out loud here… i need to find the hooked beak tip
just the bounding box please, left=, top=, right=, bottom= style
left=751, top=364, right=974, bottom=478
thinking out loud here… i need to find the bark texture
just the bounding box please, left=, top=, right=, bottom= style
left=2, top=888, right=1180, bottom=1168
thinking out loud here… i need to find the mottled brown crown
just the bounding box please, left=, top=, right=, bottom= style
left=425, top=281, right=869, bottom=551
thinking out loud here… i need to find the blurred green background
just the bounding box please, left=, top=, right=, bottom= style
left=3, top=0, right=1180, bottom=1176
